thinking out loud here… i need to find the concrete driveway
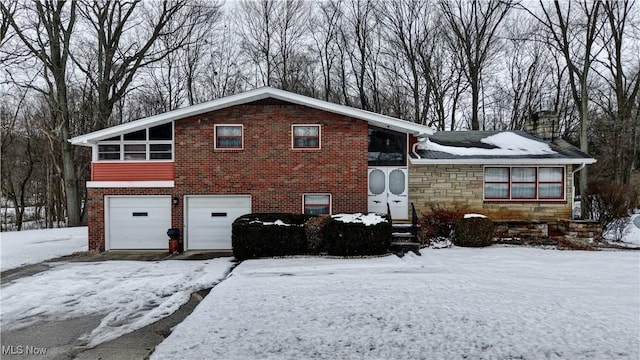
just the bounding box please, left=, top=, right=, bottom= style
left=1, top=251, right=233, bottom=360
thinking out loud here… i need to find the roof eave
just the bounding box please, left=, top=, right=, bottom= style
left=409, top=158, right=597, bottom=165
left=69, top=87, right=434, bottom=145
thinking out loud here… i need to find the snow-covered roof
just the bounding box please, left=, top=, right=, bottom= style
left=411, top=131, right=596, bottom=165
left=70, top=87, right=434, bottom=146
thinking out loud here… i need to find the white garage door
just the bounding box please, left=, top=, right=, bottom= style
left=107, top=196, right=171, bottom=250
left=185, top=195, right=251, bottom=250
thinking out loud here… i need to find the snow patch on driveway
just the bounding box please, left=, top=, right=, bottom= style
left=1, top=258, right=234, bottom=347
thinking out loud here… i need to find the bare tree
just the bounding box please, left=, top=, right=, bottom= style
left=0, top=95, right=36, bottom=230
left=74, top=0, right=202, bottom=127
left=594, top=0, right=640, bottom=184
left=309, top=0, right=342, bottom=101
left=381, top=0, right=434, bottom=124
left=237, top=0, right=278, bottom=87
left=201, top=17, right=247, bottom=99
left=1, top=0, right=83, bottom=227
left=0, top=0, right=14, bottom=48
left=526, top=0, right=603, bottom=215
left=489, top=16, right=552, bottom=131
left=273, top=0, right=310, bottom=91
left=339, top=0, right=381, bottom=111
left=439, top=0, right=514, bottom=130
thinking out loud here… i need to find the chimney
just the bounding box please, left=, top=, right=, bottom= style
left=526, top=111, right=557, bottom=140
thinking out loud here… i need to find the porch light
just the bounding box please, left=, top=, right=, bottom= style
left=172, top=196, right=179, bottom=206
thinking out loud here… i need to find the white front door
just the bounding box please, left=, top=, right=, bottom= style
left=185, top=195, right=252, bottom=250
left=368, top=167, right=408, bottom=220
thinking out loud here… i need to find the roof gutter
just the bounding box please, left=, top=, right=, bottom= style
left=409, top=158, right=597, bottom=165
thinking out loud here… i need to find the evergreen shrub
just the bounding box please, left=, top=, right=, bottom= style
left=320, top=213, right=392, bottom=256
left=453, top=216, right=494, bottom=247
left=232, top=213, right=316, bottom=260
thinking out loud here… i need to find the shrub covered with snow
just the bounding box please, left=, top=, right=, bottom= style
left=320, top=213, right=391, bottom=256
left=453, top=216, right=494, bottom=247
left=232, top=213, right=316, bottom=260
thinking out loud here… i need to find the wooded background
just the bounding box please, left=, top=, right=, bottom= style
left=1, top=0, right=638, bottom=230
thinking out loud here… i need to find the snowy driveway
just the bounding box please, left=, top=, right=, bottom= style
left=152, top=247, right=640, bottom=359
left=1, top=259, right=234, bottom=347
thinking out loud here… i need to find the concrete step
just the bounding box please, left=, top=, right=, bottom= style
left=390, top=241, right=421, bottom=257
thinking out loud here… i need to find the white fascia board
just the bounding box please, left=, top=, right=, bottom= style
left=70, top=87, right=433, bottom=146
left=264, top=89, right=434, bottom=136
left=87, top=181, right=175, bottom=188
left=409, top=158, right=597, bottom=165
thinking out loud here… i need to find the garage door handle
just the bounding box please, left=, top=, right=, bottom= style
left=211, top=212, right=227, bottom=217
left=132, top=212, right=148, bottom=217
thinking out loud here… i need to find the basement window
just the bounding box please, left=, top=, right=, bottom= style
left=303, top=194, right=331, bottom=215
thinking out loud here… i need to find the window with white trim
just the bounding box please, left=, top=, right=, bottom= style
left=215, top=125, right=243, bottom=149
left=303, top=194, right=331, bottom=215
left=484, top=166, right=564, bottom=201
left=292, top=125, right=321, bottom=149
left=97, top=123, right=173, bottom=161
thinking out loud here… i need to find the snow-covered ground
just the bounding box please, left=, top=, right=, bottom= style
left=1, top=258, right=235, bottom=347
left=152, top=247, right=640, bottom=360
left=615, top=213, right=640, bottom=247
left=0, top=227, right=88, bottom=271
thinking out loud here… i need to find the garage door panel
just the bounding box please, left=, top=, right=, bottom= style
left=107, top=196, right=171, bottom=250
left=186, top=196, right=251, bottom=250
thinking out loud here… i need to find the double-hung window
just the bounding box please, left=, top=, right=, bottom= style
left=303, top=194, right=331, bottom=215
left=484, top=166, right=564, bottom=201
left=215, top=125, right=243, bottom=149
left=292, top=125, right=321, bottom=149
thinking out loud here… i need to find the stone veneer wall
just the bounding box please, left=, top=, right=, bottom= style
left=409, top=163, right=574, bottom=228
left=557, top=219, right=602, bottom=239
left=494, top=221, right=549, bottom=239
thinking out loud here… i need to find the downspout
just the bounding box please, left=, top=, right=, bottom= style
left=571, top=163, right=586, bottom=219
left=412, top=136, right=428, bottom=159
left=412, top=142, right=421, bottom=159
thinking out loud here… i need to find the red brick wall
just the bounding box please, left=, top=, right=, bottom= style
left=87, top=102, right=369, bottom=251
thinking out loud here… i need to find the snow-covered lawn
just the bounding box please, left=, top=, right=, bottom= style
left=0, top=227, right=88, bottom=271
left=152, top=247, right=640, bottom=360
left=615, top=213, right=640, bottom=247
left=1, top=258, right=235, bottom=346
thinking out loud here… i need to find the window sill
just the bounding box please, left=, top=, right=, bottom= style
left=483, top=199, right=567, bottom=203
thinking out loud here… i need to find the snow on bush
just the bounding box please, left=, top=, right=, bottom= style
left=464, top=213, right=487, bottom=219
left=331, top=213, right=387, bottom=226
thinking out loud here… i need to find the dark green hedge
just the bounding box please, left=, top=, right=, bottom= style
left=320, top=214, right=392, bottom=256
left=232, top=213, right=316, bottom=260
left=453, top=216, right=494, bottom=247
